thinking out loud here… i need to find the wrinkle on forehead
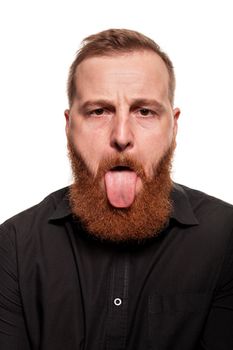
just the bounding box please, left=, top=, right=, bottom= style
left=74, top=51, right=170, bottom=104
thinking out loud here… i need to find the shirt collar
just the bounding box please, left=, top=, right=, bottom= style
left=49, top=189, right=72, bottom=221
left=49, top=183, right=199, bottom=226
left=170, top=183, right=199, bottom=226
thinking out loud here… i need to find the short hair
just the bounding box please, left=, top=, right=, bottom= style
left=67, top=28, right=175, bottom=107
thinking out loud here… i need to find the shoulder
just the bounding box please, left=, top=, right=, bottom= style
left=173, top=184, right=233, bottom=285
left=0, top=187, right=70, bottom=239
left=179, top=183, right=233, bottom=216
left=174, top=183, right=233, bottom=237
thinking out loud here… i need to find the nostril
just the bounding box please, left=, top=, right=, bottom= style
left=113, top=140, right=132, bottom=152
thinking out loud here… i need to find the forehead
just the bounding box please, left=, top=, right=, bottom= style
left=74, top=51, right=170, bottom=102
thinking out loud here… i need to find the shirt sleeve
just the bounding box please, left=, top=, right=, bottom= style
left=199, top=229, right=233, bottom=349
left=0, top=224, right=31, bottom=349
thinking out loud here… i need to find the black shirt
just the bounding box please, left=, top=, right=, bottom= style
left=0, top=183, right=233, bottom=350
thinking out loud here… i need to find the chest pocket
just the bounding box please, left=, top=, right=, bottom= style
left=148, top=293, right=211, bottom=350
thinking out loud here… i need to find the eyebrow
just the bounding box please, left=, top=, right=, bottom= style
left=79, top=98, right=165, bottom=113
left=130, top=98, right=165, bottom=112
left=79, top=99, right=115, bottom=112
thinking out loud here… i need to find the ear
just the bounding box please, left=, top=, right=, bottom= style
left=64, top=109, right=70, bottom=136
left=172, top=107, right=180, bottom=138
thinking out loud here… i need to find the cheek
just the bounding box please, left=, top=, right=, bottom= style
left=137, top=129, right=172, bottom=176
left=68, top=123, right=107, bottom=173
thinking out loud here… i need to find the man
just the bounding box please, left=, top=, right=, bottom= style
left=0, top=29, right=233, bottom=350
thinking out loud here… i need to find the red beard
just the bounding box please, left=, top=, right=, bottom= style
left=67, top=139, right=175, bottom=242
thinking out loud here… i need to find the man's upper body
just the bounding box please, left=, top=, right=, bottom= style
left=1, top=29, right=233, bottom=349
left=0, top=184, right=233, bottom=349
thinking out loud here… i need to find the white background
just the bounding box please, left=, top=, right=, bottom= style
left=0, top=0, right=233, bottom=223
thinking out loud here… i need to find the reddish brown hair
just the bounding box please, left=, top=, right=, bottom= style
left=67, top=28, right=176, bottom=106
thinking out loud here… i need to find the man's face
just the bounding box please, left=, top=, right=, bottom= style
left=65, top=50, right=180, bottom=206
left=65, top=50, right=180, bottom=241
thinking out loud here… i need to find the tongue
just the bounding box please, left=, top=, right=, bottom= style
left=104, top=170, right=137, bottom=208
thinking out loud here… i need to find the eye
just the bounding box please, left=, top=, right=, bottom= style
left=137, top=108, right=156, bottom=117
left=89, top=108, right=105, bottom=116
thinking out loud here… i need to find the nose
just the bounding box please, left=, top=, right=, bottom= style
left=110, top=113, right=134, bottom=152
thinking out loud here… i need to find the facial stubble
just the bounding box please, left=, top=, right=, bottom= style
left=68, top=139, right=175, bottom=242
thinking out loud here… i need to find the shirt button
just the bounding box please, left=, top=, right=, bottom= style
left=113, top=298, right=122, bottom=306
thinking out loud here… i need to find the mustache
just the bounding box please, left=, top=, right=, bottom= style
left=67, top=138, right=146, bottom=179
left=96, top=154, right=146, bottom=179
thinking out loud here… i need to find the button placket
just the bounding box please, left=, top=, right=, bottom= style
left=106, top=255, right=129, bottom=350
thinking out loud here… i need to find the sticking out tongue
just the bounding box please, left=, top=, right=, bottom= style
left=104, top=170, right=137, bottom=208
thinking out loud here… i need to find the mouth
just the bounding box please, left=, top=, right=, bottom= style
left=110, top=165, right=134, bottom=172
